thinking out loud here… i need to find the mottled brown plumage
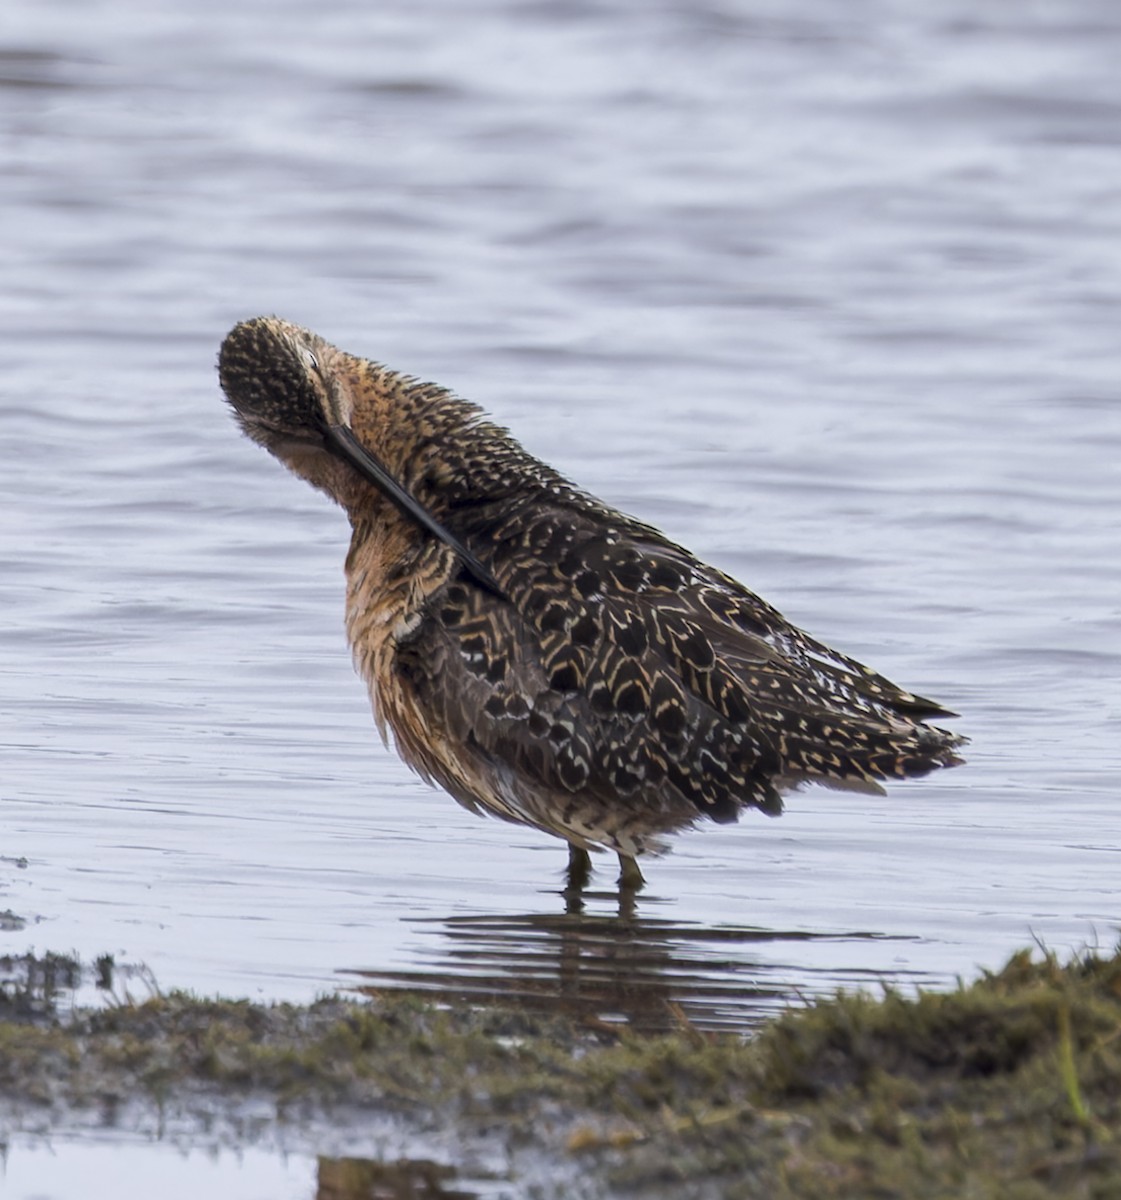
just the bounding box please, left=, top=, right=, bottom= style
left=218, top=316, right=965, bottom=889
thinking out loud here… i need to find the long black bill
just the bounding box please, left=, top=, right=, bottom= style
left=326, top=423, right=507, bottom=602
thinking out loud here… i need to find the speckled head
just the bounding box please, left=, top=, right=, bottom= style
left=217, top=314, right=380, bottom=513
left=218, top=316, right=335, bottom=446
left=217, top=316, right=509, bottom=596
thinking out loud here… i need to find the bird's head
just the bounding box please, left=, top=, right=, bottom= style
left=217, top=315, right=507, bottom=597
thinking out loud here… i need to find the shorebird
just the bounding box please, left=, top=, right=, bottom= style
left=219, top=317, right=965, bottom=892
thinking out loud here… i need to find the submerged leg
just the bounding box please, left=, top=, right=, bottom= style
left=617, top=853, right=645, bottom=891
left=566, top=844, right=593, bottom=893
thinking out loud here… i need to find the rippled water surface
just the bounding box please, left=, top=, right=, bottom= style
left=2, top=0, right=1120, bottom=1191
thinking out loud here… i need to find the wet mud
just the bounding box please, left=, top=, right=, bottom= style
left=3, top=946, right=1119, bottom=1198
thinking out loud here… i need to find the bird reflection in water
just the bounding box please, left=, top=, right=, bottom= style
left=340, top=895, right=930, bottom=1036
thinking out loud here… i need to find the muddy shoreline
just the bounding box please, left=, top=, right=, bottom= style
left=3, top=946, right=1119, bottom=1198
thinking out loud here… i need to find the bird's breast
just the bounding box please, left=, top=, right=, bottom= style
left=344, top=518, right=453, bottom=736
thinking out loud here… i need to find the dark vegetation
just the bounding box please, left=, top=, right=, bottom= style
left=2, top=946, right=1119, bottom=1198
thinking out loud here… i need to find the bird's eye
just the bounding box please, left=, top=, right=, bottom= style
left=300, top=347, right=320, bottom=372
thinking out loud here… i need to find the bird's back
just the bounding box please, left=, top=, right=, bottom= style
left=365, top=479, right=964, bottom=856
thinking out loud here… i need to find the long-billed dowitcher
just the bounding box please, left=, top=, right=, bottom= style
left=219, top=317, right=965, bottom=892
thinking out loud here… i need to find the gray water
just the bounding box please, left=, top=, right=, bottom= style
left=2, top=0, right=1120, bottom=1194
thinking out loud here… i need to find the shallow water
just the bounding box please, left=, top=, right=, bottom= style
left=2, top=0, right=1120, bottom=1190
left=2, top=1142, right=318, bottom=1200
left=1, top=1140, right=516, bottom=1200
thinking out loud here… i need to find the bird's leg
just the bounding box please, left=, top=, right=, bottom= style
left=565, top=844, right=593, bottom=894
left=617, top=853, right=645, bottom=892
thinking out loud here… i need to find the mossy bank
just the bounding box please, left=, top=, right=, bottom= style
left=2, top=946, right=1119, bottom=1198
